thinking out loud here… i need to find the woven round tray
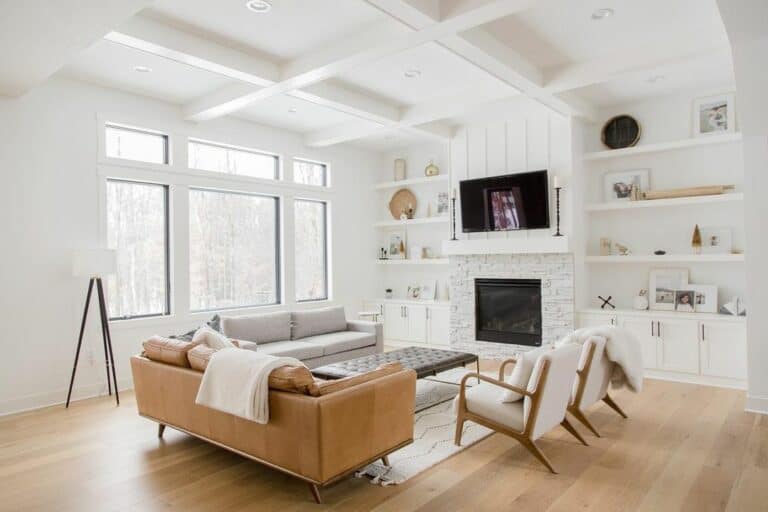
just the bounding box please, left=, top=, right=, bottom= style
left=389, top=188, right=417, bottom=219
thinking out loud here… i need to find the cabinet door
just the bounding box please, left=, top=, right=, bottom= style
left=700, top=321, right=747, bottom=380
left=384, top=304, right=408, bottom=341
left=406, top=305, right=427, bottom=343
left=658, top=319, right=700, bottom=374
left=620, top=316, right=658, bottom=370
left=578, top=313, right=617, bottom=328
left=427, top=307, right=450, bottom=346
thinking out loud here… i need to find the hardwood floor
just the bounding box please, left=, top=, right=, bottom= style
left=1, top=377, right=766, bottom=511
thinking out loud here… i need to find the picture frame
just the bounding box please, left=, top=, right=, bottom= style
left=693, top=93, right=735, bottom=137
left=419, top=280, right=437, bottom=301
left=649, top=268, right=689, bottom=311
left=387, top=229, right=407, bottom=260
left=406, top=284, right=421, bottom=299
left=689, top=284, right=718, bottom=314
left=700, top=226, right=732, bottom=254
left=674, top=290, right=696, bottom=313
left=603, top=169, right=650, bottom=203
left=436, top=192, right=450, bottom=216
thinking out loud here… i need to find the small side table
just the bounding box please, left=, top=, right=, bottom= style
left=358, top=311, right=381, bottom=322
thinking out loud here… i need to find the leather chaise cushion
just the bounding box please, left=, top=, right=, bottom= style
left=143, top=336, right=200, bottom=367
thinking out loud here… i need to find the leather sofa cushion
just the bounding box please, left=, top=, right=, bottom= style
left=300, top=331, right=376, bottom=356
left=187, top=344, right=218, bottom=371
left=308, top=362, right=402, bottom=396
left=253, top=340, right=324, bottom=360
left=221, top=311, right=291, bottom=343
left=291, top=306, right=346, bottom=340
left=143, top=336, right=199, bottom=367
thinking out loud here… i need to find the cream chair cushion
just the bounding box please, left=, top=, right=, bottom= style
left=464, top=383, right=525, bottom=432
left=525, top=344, right=581, bottom=440
left=501, top=347, right=546, bottom=403
left=574, top=336, right=612, bottom=408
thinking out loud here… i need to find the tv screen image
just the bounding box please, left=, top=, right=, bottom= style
left=460, top=170, right=550, bottom=233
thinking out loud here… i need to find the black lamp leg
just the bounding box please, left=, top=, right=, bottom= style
left=96, top=278, right=119, bottom=406
left=66, top=278, right=95, bottom=408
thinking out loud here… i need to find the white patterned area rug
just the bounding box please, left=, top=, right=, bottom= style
left=356, top=391, right=493, bottom=486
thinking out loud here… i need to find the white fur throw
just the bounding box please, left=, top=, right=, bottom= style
left=557, top=326, right=644, bottom=393
left=192, top=325, right=235, bottom=350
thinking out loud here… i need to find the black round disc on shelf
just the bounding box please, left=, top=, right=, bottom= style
left=601, top=115, right=641, bottom=149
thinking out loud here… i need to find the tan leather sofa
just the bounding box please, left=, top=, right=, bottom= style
left=130, top=354, right=416, bottom=503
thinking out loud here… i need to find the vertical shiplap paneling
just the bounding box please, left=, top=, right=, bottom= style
left=450, top=127, right=468, bottom=237
left=485, top=121, right=507, bottom=239
left=526, top=116, right=549, bottom=171
left=467, top=126, right=487, bottom=240
left=506, top=118, right=529, bottom=241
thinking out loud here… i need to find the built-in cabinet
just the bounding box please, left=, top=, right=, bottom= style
left=364, top=300, right=450, bottom=347
left=578, top=309, right=747, bottom=388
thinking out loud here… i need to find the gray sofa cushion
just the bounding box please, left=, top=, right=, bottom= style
left=291, top=306, right=346, bottom=340
left=245, top=340, right=324, bottom=360
left=300, top=331, right=376, bottom=356
left=220, top=311, right=291, bottom=343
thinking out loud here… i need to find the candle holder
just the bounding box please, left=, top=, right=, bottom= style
left=451, top=194, right=458, bottom=241
left=553, top=186, right=563, bottom=237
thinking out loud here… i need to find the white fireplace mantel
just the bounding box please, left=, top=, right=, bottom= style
left=442, top=236, right=570, bottom=256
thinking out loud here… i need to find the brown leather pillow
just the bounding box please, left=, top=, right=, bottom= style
left=308, top=362, right=403, bottom=397
left=187, top=344, right=218, bottom=371
left=269, top=366, right=315, bottom=394
left=143, top=336, right=199, bottom=367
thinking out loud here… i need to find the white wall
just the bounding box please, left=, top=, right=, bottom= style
left=0, top=77, right=381, bottom=415
left=718, top=0, right=768, bottom=414
left=580, top=92, right=745, bottom=310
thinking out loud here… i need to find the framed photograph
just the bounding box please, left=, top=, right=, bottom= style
left=650, top=268, right=689, bottom=311
left=436, top=192, right=450, bottom=216
left=674, top=290, right=696, bottom=313
left=406, top=285, right=421, bottom=299
left=419, top=280, right=437, bottom=301
left=603, top=169, right=650, bottom=203
left=693, top=93, right=735, bottom=137
left=387, top=229, right=407, bottom=260
left=689, top=284, right=718, bottom=313
left=700, top=226, right=732, bottom=254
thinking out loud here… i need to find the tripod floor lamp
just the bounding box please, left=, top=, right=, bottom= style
left=66, top=249, right=119, bottom=408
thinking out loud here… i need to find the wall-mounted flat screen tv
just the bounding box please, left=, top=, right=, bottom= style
left=459, top=170, right=550, bottom=232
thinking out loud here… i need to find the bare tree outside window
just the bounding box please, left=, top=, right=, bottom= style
left=189, top=140, right=278, bottom=180
left=189, top=189, right=280, bottom=311
left=295, top=199, right=328, bottom=301
left=106, top=180, right=169, bottom=319
left=293, top=159, right=328, bottom=186
left=105, top=124, right=168, bottom=164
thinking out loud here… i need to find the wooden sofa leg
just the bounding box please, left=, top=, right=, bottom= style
left=569, top=408, right=601, bottom=438
left=521, top=439, right=557, bottom=474
left=158, top=423, right=166, bottom=438
left=308, top=483, right=322, bottom=504
left=381, top=455, right=390, bottom=466
left=561, top=418, right=588, bottom=446
left=603, top=394, right=628, bottom=419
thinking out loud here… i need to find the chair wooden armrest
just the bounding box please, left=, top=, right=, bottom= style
left=498, top=357, right=518, bottom=380
left=458, top=372, right=532, bottom=402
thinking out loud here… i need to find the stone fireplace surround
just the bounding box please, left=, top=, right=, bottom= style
left=448, top=253, right=575, bottom=359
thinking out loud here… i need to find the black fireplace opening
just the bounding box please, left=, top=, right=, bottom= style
left=475, top=278, right=542, bottom=346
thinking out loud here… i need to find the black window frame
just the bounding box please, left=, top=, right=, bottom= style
left=294, top=198, right=329, bottom=303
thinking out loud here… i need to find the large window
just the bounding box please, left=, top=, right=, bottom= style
left=294, top=199, right=328, bottom=302
left=105, top=124, right=168, bottom=164
left=106, top=180, right=170, bottom=319
left=189, top=189, right=280, bottom=311
left=293, top=159, right=328, bottom=187
left=189, top=139, right=279, bottom=180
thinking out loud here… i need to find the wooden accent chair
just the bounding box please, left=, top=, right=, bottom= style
left=454, top=345, right=586, bottom=473
left=567, top=336, right=628, bottom=437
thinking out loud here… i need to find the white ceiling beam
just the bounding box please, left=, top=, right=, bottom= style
left=305, top=118, right=453, bottom=147
left=0, top=0, right=152, bottom=97
left=183, top=0, right=538, bottom=121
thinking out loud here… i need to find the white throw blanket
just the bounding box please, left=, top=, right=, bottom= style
left=195, top=348, right=304, bottom=424
left=557, top=326, right=644, bottom=393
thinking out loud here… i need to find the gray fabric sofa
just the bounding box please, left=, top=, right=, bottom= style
left=220, top=306, right=383, bottom=369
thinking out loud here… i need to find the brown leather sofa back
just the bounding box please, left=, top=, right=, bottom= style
left=130, top=355, right=416, bottom=484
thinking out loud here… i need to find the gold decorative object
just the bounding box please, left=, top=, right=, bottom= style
left=389, top=188, right=417, bottom=220
left=424, top=160, right=440, bottom=177
left=692, top=224, right=702, bottom=254
left=643, top=184, right=735, bottom=200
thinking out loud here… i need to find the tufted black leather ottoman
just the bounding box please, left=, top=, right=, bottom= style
left=311, top=346, right=479, bottom=380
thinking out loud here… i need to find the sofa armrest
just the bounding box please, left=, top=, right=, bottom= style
left=346, top=320, right=383, bottom=353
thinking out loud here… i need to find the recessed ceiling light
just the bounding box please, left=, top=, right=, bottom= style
left=245, top=0, right=272, bottom=13
left=647, top=75, right=665, bottom=84
left=404, top=69, right=421, bottom=79
left=133, top=65, right=152, bottom=73
left=591, top=8, right=614, bottom=20
left=288, top=107, right=297, bottom=113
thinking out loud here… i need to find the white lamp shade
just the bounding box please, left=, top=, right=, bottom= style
left=72, top=249, right=117, bottom=278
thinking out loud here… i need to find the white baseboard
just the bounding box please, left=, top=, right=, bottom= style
left=745, top=394, right=768, bottom=415
left=0, top=378, right=133, bottom=417
left=644, top=371, right=747, bottom=390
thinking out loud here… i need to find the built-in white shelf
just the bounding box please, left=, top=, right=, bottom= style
left=583, top=132, right=742, bottom=161
left=585, top=193, right=744, bottom=212
left=579, top=308, right=745, bottom=323
left=376, top=258, right=449, bottom=265
left=443, top=236, right=570, bottom=256
left=374, top=174, right=449, bottom=190
left=368, top=298, right=450, bottom=306
left=585, top=254, right=744, bottom=263
left=374, top=217, right=449, bottom=228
